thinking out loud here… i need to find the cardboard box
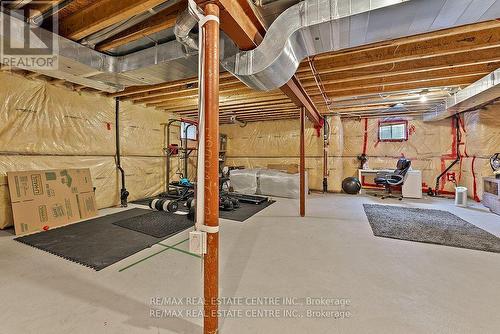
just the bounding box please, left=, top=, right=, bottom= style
left=7, top=168, right=98, bottom=235
left=267, top=163, right=299, bottom=174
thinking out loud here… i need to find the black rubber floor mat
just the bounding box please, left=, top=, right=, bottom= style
left=133, top=196, right=275, bottom=222
left=113, top=211, right=194, bottom=238
left=220, top=201, right=275, bottom=222
left=131, top=197, right=155, bottom=206
left=15, top=208, right=162, bottom=271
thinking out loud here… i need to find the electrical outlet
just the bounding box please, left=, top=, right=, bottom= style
left=189, top=231, right=206, bottom=255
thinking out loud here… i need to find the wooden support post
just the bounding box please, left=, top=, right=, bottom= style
left=300, top=107, right=305, bottom=217
left=203, top=4, right=220, bottom=334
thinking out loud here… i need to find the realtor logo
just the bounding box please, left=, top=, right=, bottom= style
left=1, top=1, right=59, bottom=70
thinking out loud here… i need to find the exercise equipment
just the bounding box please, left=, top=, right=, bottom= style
left=490, top=153, right=500, bottom=178
left=149, top=198, right=179, bottom=213
left=228, top=193, right=268, bottom=205
left=357, top=154, right=368, bottom=169
left=342, top=177, right=361, bottom=195
left=164, top=118, right=198, bottom=194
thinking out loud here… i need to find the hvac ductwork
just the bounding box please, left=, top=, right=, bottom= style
left=222, top=0, right=500, bottom=91
left=2, top=0, right=499, bottom=93
left=0, top=10, right=200, bottom=92
left=424, top=69, right=500, bottom=121
left=174, top=9, right=199, bottom=53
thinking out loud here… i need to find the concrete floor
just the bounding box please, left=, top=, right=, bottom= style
left=1, top=193, right=500, bottom=334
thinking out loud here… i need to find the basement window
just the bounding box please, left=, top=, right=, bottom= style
left=180, top=122, right=197, bottom=141
left=378, top=120, right=408, bottom=142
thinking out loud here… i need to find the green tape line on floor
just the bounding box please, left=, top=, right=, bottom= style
left=119, top=238, right=189, bottom=272
left=158, top=243, right=202, bottom=259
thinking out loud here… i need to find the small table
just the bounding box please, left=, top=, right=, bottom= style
left=358, top=169, right=422, bottom=199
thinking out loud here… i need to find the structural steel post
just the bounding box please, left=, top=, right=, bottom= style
left=203, top=3, right=220, bottom=334
left=300, top=107, right=305, bottom=217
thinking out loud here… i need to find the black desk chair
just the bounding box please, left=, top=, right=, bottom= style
left=374, top=158, right=412, bottom=200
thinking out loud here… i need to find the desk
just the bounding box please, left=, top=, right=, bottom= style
left=358, top=169, right=422, bottom=199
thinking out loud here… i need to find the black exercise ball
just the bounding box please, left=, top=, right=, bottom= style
left=342, top=177, right=361, bottom=195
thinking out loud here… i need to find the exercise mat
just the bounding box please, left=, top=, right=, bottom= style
left=220, top=201, right=275, bottom=222
left=113, top=211, right=194, bottom=238
left=15, top=208, right=161, bottom=271
left=132, top=197, right=275, bottom=222
left=363, top=204, right=500, bottom=253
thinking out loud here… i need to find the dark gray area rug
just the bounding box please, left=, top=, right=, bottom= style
left=363, top=204, right=500, bottom=253
left=113, top=211, right=194, bottom=238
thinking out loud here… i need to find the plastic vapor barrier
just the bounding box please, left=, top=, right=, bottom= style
left=0, top=72, right=178, bottom=228
left=258, top=169, right=308, bottom=199
left=230, top=169, right=259, bottom=195
left=221, top=116, right=343, bottom=192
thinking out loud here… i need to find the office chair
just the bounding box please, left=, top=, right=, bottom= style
left=373, top=158, right=412, bottom=200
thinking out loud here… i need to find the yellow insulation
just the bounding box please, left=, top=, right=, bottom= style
left=0, top=72, right=179, bottom=228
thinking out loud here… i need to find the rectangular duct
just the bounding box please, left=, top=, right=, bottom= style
left=424, top=69, right=500, bottom=121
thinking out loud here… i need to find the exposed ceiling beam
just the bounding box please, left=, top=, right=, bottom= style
left=127, top=81, right=245, bottom=103
left=161, top=98, right=293, bottom=112
left=109, top=72, right=234, bottom=98
left=327, top=79, right=472, bottom=99
left=312, top=72, right=488, bottom=97
left=153, top=94, right=288, bottom=109
left=59, top=0, right=168, bottom=40
left=313, top=20, right=500, bottom=62
left=8, top=0, right=32, bottom=9
left=95, top=0, right=187, bottom=52
left=297, top=26, right=500, bottom=76
left=299, top=53, right=500, bottom=85
left=195, top=0, right=265, bottom=50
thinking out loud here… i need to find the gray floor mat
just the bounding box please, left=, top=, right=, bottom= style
left=219, top=201, right=275, bottom=222
left=113, top=211, right=194, bottom=238
left=15, top=208, right=162, bottom=271
left=363, top=204, right=500, bottom=253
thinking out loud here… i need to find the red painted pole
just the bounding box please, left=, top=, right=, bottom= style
left=300, top=107, right=305, bottom=217
left=203, top=4, right=219, bottom=334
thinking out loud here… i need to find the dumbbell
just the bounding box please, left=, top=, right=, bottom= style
left=149, top=198, right=179, bottom=213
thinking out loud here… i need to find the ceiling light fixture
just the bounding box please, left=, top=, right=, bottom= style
left=419, top=89, right=429, bottom=103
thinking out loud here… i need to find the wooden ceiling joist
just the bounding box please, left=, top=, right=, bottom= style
left=156, top=95, right=290, bottom=110
left=109, top=72, right=235, bottom=98
left=130, top=82, right=248, bottom=104
left=93, top=17, right=500, bottom=121
left=312, top=73, right=486, bottom=97
left=299, top=54, right=500, bottom=86
left=95, top=0, right=187, bottom=52
left=59, top=0, right=169, bottom=40
left=326, top=80, right=471, bottom=99
left=298, top=26, right=500, bottom=76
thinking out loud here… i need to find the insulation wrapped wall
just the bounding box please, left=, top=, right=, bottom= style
left=220, top=116, right=344, bottom=192
left=0, top=72, right=176, bottom=228
left=342, top=117, right=459, bottom=194
left=222, top=115, right=456, bottom=194
left=460, top=105, right=500, bottom=199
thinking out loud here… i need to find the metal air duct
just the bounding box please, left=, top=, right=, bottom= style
left=221, top=0, right=500, bottom=91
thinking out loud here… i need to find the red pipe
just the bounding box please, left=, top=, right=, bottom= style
left=471, top=156, right=481, bottom=203
left=362, top=118, right=368, bottom=155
